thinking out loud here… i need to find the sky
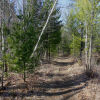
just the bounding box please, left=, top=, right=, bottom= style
left=14, top=0, right=73, bottom=22
left=58, top=0, right=73, bottom=22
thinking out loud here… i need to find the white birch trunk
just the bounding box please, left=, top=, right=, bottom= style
left=1, top=0, right=5, bottom=88
left=88, top=1, right=94, bottom=71
left=85, top=23, right=88, bottom=70
left=30, top=0, right=58, bottom=58
left=88, top=34, right=92, bottom=70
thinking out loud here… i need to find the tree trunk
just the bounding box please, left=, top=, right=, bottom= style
left=58, top=46, right=60, bottom=56
left=1, top=0, right=5, bottom=88
left=80, top=26, right=84, bottom=61
left=4, top=61, right=8, bottom=72
left=88, top=34, right=92, bottom=70
left=88, top=3, right=94, bottom=70
left=23, top=0, right=26, bottom=82
left=1, top=62, right=4, bottom=89
left=46, top=33, right=49, bottom=60
left=23, top=61, right=26, bottom=82
left=1, top=20, right=4, bottom=89
left=73, top=34, right=75, bottom=57
left=48, top=42, right=51, bottom=61
left=85, top=24, right=88, bottom=70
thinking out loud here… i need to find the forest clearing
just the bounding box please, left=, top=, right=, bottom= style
left=0, top=0, right=100, bottom=100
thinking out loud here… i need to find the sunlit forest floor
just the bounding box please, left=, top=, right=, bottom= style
left=0, top=56, right=100, bottom=100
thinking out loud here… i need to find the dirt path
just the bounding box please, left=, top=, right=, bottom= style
left=95, top=66, right=100, bottom=100
left=0, top=56, right=99, bottom=100
left=32, top=57, right=88, bottom=100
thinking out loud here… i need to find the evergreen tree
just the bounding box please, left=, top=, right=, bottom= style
left=41, top=0, right=62, bottom=60
left=7, top=0, right=62, bottom=81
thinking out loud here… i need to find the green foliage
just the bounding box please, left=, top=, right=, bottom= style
left=63, top=10, right=84, bottom=56
left=70, top=35, right=81, bottom=56
left=63, top=0, right=100, bottom=58
left=7, top=0, right=61, bottom=73
left=40, top=0, right=62, bottom=58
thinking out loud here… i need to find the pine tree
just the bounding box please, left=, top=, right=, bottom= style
left=41, top=0, right=62, bottom=61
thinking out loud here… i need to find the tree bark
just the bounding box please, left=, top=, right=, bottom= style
left=88, top=34, right=92, bottom=70
left=1, top=0, right=5, bottom=89
left=48, top=41, right=51, bottom=61
left=73, top=33, right=75, bottom=57
left=23, top=61, right=26, bottom=82
left=85, top=23, right=88, bottom=70
left=80, top=25, right=84, bottom=61
left=1, top=62, right=4, bottom=88
left=23, top=0, right=26, bottom=82
left=88, top=2, right=94, bottom=70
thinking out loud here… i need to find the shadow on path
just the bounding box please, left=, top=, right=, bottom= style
left=35, top=73, right=88, bottom=89
left=0, top=73, right=89, bottom=98
left=52, top=61, right=75, bottom=66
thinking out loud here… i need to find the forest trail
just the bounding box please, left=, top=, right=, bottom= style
left=0, top=56, right=100, bottom=100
